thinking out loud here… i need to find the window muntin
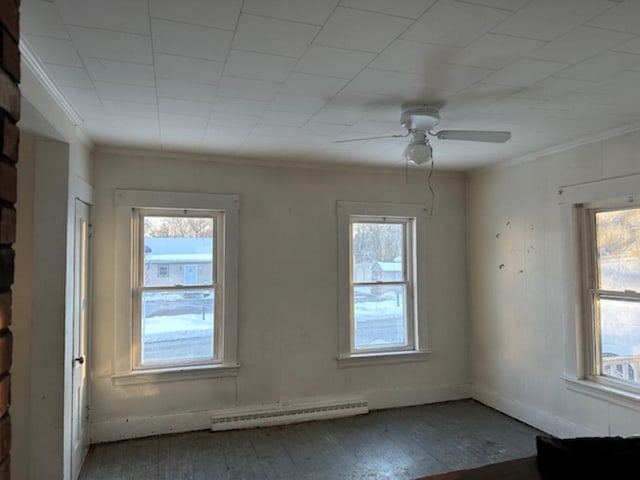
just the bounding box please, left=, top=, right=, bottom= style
left=134, top=210, right=223, bottom=370
left=349, top=217, right=416, bottom=354
left=589, top=206, right=640, bottom=387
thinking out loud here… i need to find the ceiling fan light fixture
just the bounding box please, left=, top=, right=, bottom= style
left=403, top=131, right=432, bottom=165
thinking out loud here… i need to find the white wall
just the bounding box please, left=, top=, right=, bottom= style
left=14, top=59, right=94, bottom=478
left=468, top=129, right=640, bottom=438
left=91, top=150, right=470, bottom=440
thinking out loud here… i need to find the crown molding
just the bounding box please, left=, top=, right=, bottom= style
left=469, top=120, right=640, bottom=178
left=19, top=34, right=84, bottom=128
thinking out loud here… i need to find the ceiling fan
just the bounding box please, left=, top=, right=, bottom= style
left=335, top=104, right=511, bottom=165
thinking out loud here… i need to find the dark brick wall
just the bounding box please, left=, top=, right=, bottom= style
left=0, top=0, right=19, bottom=477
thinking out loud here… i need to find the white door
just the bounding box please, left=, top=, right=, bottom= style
left=71, top=199, right=91, bottom=479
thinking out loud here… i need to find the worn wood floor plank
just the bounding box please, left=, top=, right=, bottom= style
left=80, top=399, right=545, bottom=480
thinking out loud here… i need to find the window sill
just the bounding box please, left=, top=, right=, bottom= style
left=563, top=375, right=640, bottom=412
left=112, top=363, right=239, bottom=386
left=337, top=350, right=431, bottom=368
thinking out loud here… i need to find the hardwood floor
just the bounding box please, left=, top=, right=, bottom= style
left=79, top=399, right=545, bottom=480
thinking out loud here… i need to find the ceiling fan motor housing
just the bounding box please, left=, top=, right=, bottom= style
left=400, top=106, right=441, bottom=132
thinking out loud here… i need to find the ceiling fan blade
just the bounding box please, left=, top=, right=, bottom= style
left=434, top=130, right=511, bottom=143
left=333, top=133, right=409, bottom=144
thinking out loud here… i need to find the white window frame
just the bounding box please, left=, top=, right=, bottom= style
left=132, top=208, right=220, bottom=370
left=113, top=190, right=239, bottom=385
left=337, top=201, right=430, bottom=367
left=559, top=174, right=640, bottom=408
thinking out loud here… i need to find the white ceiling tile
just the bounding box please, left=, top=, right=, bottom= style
left=578, top=71, right=640, bottom=95
left=344, top=120, right=397, bottom=135
left=449, top=34, right=545, bottom=69
left=151, top=19, right=232, bottom=61
left=159, top=112, right=209, bottom=129
left=61, top=86, right=103, bottom=110
left=242, top=0, right=339, bottom=25
left=68, top=26, right=153, bottom=64
left=512, top=77, right=597, bottom=101
left=208, top=112, right=260, bottom=128
left=150, top=0, right=242, bottom=30
left=213, top=97, right=270, bottom=115
left=232, top=14, right=320, bottom=58
left=203, top=125, right=250, bottom=143
left=444, top=83, right=520, bottom=110
left=102, top=100, right=158, bottom=118
left=85, top=115, right=159, bottom=134
left=217, top=76, right=282, bottom=101
left=554, top=51, right=640, bottom=82
left=587, top=1, right=640, bottom=35
left=156, top=79, right=217, bottom=102
left=478, top=97, right=548, bottom=115
left=315, top=7, right=413, bottom=53
left=55, top=0, right=150, bottom=34
left=223, top=50, right=297, bottom=82
left=44, top=64, right=93, bottom=88
left=339, top=0, right=437, bottom=18
left=26, top=36, right=82, bottom=67
left=295, top=45, right=376, bottom=79
left=482, top=58, right=568, bottom=86
left=610, top=36, right=640, bottom=55
left=527, top=26, right=633, bottom=64
left=347, top=68, right=452, bottom=99
left=154, top=54, right=224, bottom=85
left=326, top=90, right=397, bottom=111
left=402, top=0, right=511, bottom=47
left=259, top=111, right=312, bottom=127
left=300, top=122, right=348, bottom=136
left=491, top=0, right=615, bottom=41
left=427, top=64, right=495, bottom=92
left=459, top=0, right=529, bottom=10
left=312, top=107, right=365, bottom=124
left=370, top=39, right=460, bottom=73
left=20, top=0, right=70, bottom=39
left=84, top=58, right=155, bottom=86
left=94, top=82, right=157, bottom=104
left=159, top=98, right=212, bottom=117
left=268, top=95, right=327, bottom=114
left=281, top=73, right=350, bottom=98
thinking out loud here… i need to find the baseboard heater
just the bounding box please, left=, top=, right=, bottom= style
left=210, top=396, right=369, bottom=432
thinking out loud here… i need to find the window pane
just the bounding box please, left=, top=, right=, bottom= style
left=599, top=298, right=640, bottom=384
left=595, top=208, right=640, bottom=292
left=141, top=288, right=214, bottom=365
left=143, top=216, right=214, bottom=287
left=352, top=222, right=404, bottom=283
left=353, top=284, right=407, bottom=350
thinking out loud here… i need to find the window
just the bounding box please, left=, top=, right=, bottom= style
left=585, top=205, right=640, bottom=390
left=113, top=190, right=239, bottom=383
left=135, top=211, right=217, bottom=368
left=337, top=201, right=429, bottom=366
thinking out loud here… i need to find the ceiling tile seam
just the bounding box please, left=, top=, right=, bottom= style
left=149, top=16, right=236, bottom=33
left=234, top=11, right=328, bottom=28
left=149, top=21, right=230, bottom=65
left=582, top=1, right=636, bottom=35
left=63, top=23, right=152, bottom=39
left=332, top=5, right=428, bottom=21
left=453, top=0, right=525, bottom=14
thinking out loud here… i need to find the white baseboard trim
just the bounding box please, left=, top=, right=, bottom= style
left=91, top=385, right=473, bottom=443
left=472, top=384, right=596, bottom=438
left=91, top=409, right=217, bottom=444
